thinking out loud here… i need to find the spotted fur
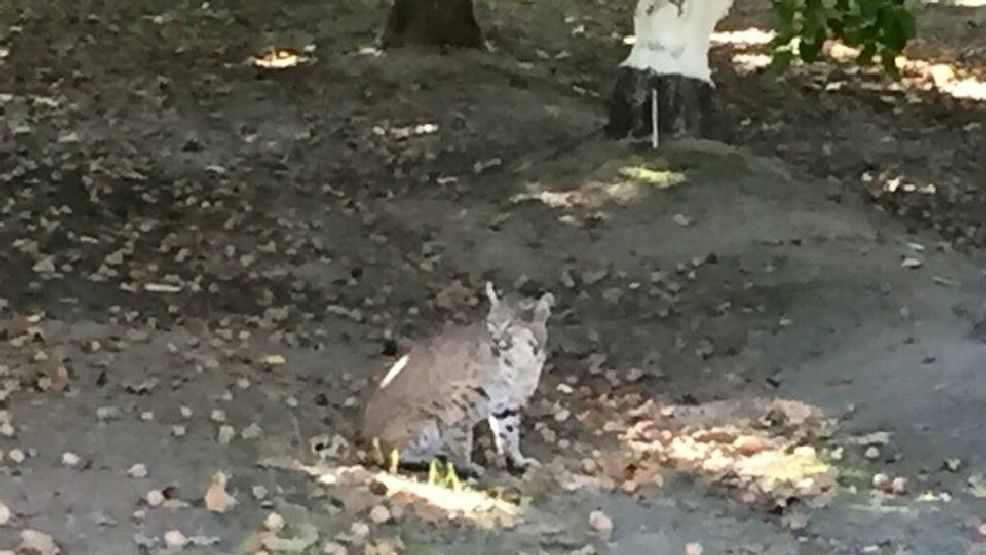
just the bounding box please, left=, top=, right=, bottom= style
left=361, top=282, right=554, bottom=476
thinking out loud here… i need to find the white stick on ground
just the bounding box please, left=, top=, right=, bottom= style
left=651, top=86, right=659, bottom=149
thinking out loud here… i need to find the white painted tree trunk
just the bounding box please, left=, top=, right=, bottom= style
left=607, top=0, right=735, bottom=142
left=622, top=0, right=734, bottom=83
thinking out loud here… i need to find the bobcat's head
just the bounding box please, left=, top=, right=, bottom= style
left=483, top=281, right=554, bottom=362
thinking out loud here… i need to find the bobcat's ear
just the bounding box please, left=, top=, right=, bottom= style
left=534, top=292, right=554, bottom=321
left=484, top=281, right=500, bottom=307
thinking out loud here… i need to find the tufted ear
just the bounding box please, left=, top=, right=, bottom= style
left=534, top=291, right=554, bottom=321
left=485, top=281, right=500, bottom=307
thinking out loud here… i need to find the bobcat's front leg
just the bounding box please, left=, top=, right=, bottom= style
left=489, top=408, right=540, bottom=470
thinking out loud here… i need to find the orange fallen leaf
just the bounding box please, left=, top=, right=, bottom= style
left=204, top=471, right=236, bottom=513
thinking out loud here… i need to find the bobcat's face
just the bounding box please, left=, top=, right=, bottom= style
left=484, top=283, right=554, bottom=362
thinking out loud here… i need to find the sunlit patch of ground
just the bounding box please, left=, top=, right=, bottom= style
left=580, top=396, right=842, bottom=511
left=251, top=452, right=605, bottom=553
left=258, top=456, right=521, bottom=525
left=512, top=157, right=689, bottom=211
left=248, top=47, right=314, bottom=69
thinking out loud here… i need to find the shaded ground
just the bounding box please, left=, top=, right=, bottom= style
left=1, top=1, right=985, bottom=554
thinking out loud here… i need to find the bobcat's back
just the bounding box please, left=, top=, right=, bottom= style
left=360, top=322, right=494, bottom=448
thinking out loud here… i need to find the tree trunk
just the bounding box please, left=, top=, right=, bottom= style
left=606, top=0, right=734, bottom=144
left=606, top=68, right=718, bottom=142
left=382, top=0, right=483, bottom=49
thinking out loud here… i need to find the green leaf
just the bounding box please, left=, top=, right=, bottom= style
left=880, top=49, right=901, bottom=76
left=773, top=0, right=799, bottom=37
left=882, top=6, right=916, bottom=50
left=427, top=460, right=439, bottom=485
left=766, top=48, right=796, bottom=76
left=857, top=41, right=877, bottom=63
left=770, top=0, right=915, bottom=78
left=799, top=11, right=828, bottom=62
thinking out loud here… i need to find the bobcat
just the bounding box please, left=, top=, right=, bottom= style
left=361, top=282, right=554, bottom=476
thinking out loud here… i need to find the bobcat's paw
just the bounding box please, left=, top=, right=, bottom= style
left=508, top=454, right=541, bottom=471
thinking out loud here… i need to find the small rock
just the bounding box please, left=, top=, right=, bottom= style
left=781, top=509, right=810, bottom=530
left=8, top=449, right=25, bottom=464
left=264, top=511, right=286, bottom=532
left=241, top=423, right=262, bottom=439
left=323, top=541, right=349, bottom=555
left=864, top=446, right=880, bottom=460
left=0, top=500, right=10, bottom=526
left=369, top=505, right=391, bottom=524
left=685, top=543, right=703, bottom=555
left=217, top=425, right=236, bottom=444
left=32, top=257, right=57, bottom=274
left=588, top=510, right=613, bottom=540
left=732, top=435, right=766, bottom=455
left=146, top=490, right=165, bottom=507
left=61, top=452, right=82, bottom=467
left=581, top=458, right=597, bottom=473
left=128, top=463, right=148, bottom=478
left=210, top=410, right=226, bottom=423
left=179, top=406, right=193, bottom=419
left=163, top=530, right=187, bottom=549
left=96, top=406, right=122, bottom=421
left=943, top=458, right=962, bottom=472
left=672, top=214, right=692, bottom=227
left=172, top=425, right=187, bottom=437
left=872, top=473, right=890, bottom=491
left=891, top=476, right=907, bottom=495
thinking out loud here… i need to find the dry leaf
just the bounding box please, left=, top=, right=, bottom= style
left=204, top=472, right=236, bottom=513
left=322, top=541, right=349, bottom=555
left=672, top=214, right=693, bottom=227
left=368, top=505, right=391, bottom=524
left=969, top=474, right=986, bottom=498
left=781, top=509, right=810, bottom=530
left=128, top=463, right=148, bottom=478
left=261, top=354, right=287, bottom=366
left=19, top=530, right=60, bottom=555
left=901, top=256, right=922, bottom=269
left=261, top=523, right=319, bottom=553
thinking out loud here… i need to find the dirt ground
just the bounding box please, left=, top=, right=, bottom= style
left=1, top=0, right=985, bottom=554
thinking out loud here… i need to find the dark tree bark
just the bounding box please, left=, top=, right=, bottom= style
left=382, top=0, right=483, bottom=49
left=605, top=67, right=724, bottom=143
